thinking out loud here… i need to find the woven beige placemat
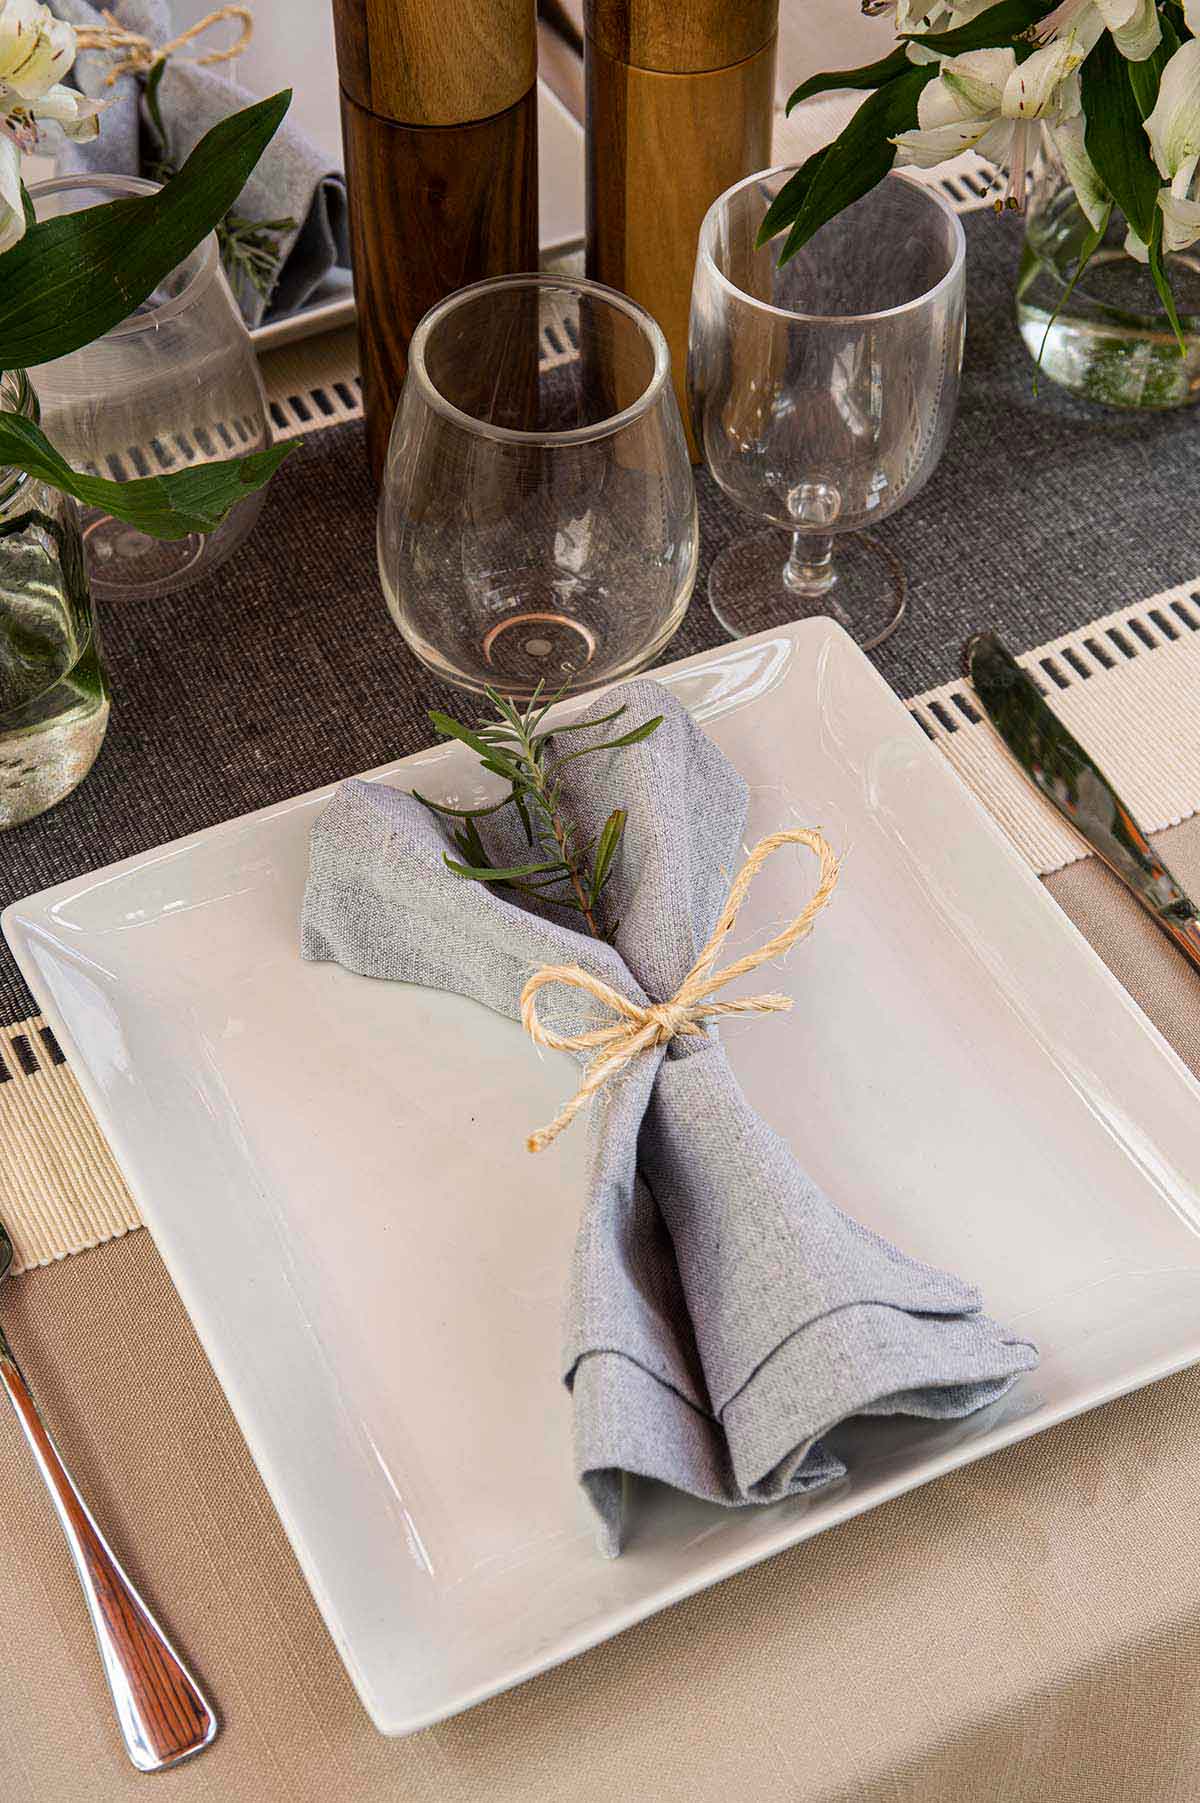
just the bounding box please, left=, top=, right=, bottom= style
left=3, top=584, right=1198, bottom=1270
left=0, top=1022, right=138, bottom=1273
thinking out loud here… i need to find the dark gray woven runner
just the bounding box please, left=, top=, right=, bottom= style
left=2, top=208, right=1197, bottom=1027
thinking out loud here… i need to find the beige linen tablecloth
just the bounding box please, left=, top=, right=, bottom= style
left=2, top=821, right=1199, bottom=1801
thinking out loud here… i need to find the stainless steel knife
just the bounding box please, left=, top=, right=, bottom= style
left=966, top=630, right=1200, bottom=976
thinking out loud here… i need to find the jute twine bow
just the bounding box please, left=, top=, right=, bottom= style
left=519, top=827, right=840, bottom=1155
left=76, top=5, right=253, bottom=86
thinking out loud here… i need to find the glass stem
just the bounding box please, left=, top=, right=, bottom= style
left=782, top=531, right=835, bottom=597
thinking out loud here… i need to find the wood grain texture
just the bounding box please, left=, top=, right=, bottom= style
left=586, top=37, right=776, bottom=458
left=339, top=87, right=539, bottom=482
left=585, top=0, right=776, bottom=71
left=0, top=1344, right=215, bottom=1771
left=331, top=0, right=536, bottom=124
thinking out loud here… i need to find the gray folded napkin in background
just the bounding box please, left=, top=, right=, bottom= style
left=301, top=681, right=1038, bottom=1556
left=52, top=0, right=349, bottom=327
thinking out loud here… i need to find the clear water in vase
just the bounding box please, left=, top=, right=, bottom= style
left=1, top=508, right=108, bottom=834
left=1016, top=172, right=1200, bottom=410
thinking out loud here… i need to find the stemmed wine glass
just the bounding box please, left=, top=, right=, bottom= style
left=688, top=168, right=966, bottom=649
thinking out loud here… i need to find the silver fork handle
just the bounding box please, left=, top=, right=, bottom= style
left=0, top=1328, right=217, bottom=1771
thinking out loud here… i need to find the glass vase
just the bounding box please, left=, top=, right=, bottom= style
left=0, top=370, right=110, bottom=830
left=1016, top=160, right=1200, bottom=409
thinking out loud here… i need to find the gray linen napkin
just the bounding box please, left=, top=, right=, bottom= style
left=301, top=681, right=1038, bottom=1556
left=52, top=0, right=349, bottom=327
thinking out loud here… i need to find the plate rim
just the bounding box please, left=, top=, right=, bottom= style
left=8, top=614, right=1200, bottom=1734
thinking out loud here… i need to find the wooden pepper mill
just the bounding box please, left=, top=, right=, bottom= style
left=331, top=0, right=540, bottom=482
left=585, top=0, right=778, bottom=458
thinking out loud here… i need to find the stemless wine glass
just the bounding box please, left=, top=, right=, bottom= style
left=689, top=168, right=966, bottom=648
left=27, top=175, right=272, bottom=602
left=378, top=274, right=697, bottom=698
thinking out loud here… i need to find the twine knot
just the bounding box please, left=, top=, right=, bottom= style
left=519, top=827, right=840, bottom=1154
left=76, top=5, right=253, bottom=86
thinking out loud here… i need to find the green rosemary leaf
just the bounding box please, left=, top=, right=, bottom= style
left=590, top=809, right=626, bottom=905
left=554, top=716, right=664, bottom=766
left=514, top=789, right=534, bottom=846
left=532, top=704, right=628, bottom=741
left=452, top=818, right=488, bottom=868
left=428, top=712, right=520, bottom=774
left=486, top=689, right=529, bottom=735
left=443, top=856, right=566, bottom=882
left=411, top=789, right=511, bottom=821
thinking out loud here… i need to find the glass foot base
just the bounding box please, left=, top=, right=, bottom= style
left=708, top=529, right=907, bottom=651
left=84, top=515, right=206, bottom=601
left=481, top=611, right=598, bottom=688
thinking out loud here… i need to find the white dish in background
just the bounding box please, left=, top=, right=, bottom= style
left=8, top=619, right=1200, bottom=1735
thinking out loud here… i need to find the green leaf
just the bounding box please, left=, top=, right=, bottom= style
left=1081, top=34, right=1159, bottom=245
left=784, top=47, right=911, bottom=113
left=781, top=0, right=1056, bottom=115
left=532, top=703, right=629, bottom=741
left=759, top=68, right=937, bottom=259
left=443, top=856, right=566, bottom=883
left=0, top=411, right=294, bottom=538
left=908, top=0, right=1057, bottom=53
left=1033, top=199, right=1112, bottom=390
left=757, top=145, right=833, bottom=248
left=555, top=715, right=664, bottom=766
left=1148, top=210, right=1187, bottom=357
left=0, top=91, right=291, bottom=370
left=411, top=789, right=511, bottom=822
left=514, top=788, right=534, bottom=846
left=428, top=711, right=522, bottom=776
left=452, top=814, right=493, bottom=868
left=1127, top=11, right=1179, bottom=119
left=144, top=56, right=170, bottom=158
left=590, top=809, right=626, bottom=905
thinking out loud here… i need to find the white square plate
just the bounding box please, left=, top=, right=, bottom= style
left=7, top=619, right=1200, bottom=1735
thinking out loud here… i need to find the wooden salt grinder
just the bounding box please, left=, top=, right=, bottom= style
left=585, top=0, right=778, bottom=459
left=331, top=0, right=540, bottom=482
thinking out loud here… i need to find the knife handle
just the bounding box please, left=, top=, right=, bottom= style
left=1160, top=912, right=1200, bottom=977
left=0, top=1330, right=217, bottom=1772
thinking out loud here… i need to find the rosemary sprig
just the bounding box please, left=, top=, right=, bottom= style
left=414, top=684, right=662, bottom=942
left=217, top=210, right=298, bottom=303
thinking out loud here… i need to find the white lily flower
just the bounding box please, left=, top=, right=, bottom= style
left=893, top=40, right=1094, bottom=210
left=0, top=0, right=74, bottom=101
left=0, top=129, right=22, bottom=252
left=1037, top=0, right=1159, bottom=62
left=887, top=0, right=996, bottom=27
left=1144, top=37, right=1200, bottom=252
left=27, top=82, right=102, bottom=140
left=1051, top=110, right=1111, bottom=231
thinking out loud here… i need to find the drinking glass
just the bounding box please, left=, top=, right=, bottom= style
left=27, top=175, right=272, bottom=602
left=378, top=274, right=697, bottom=698
left=689, top=169, right=966, bottom=649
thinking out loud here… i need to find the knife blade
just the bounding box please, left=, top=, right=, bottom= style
left=966, top=631, right=1200, bottom=977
